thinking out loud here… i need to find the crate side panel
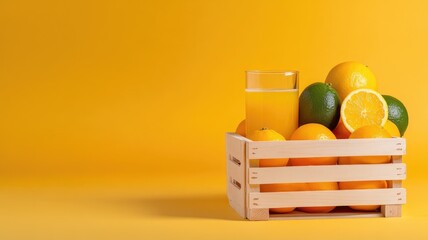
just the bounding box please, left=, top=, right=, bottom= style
left=226, top=133, right=247, bottom=218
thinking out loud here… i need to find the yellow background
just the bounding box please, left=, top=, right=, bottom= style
left=1, top=0, right=428, bottom=239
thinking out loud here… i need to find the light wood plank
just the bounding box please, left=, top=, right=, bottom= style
left=249, top=188, right=406, bottom=209
left=226, top=133, right=249, bottom=158
left=269, top=211, right=383, bottom=220
left=249, top=163, right=406, bottom=184
left=225, top=133, right=247, bottom=218
left=245, top=141, right=269, bottom=220
left=247, top=209, right=270, bottom=221
left=382, top=156, right=403, bottom=217
left=248, top=138, right=406, bottom=159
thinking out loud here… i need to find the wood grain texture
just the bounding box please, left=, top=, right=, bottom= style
left=247, top=138, right=406, bottom=159
left=382, top=155, right=403, bottom=217
left=269, top=210, right=383, bottom=220
left=225, top=133, right=407, bottom=220
left=245, top=140, right=269, bottom=220
left=247, top=209, right=270, bottom=221
left=225, top=133, right=247, bottom=218
left=249, top=188, right=406, bottom=209
left=249, top=163, right=406, bottom=184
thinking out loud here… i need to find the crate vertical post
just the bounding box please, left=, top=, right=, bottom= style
left=226, top=133, right=247, bottom=218
left=381, top=155, right=405, bottom=217
left=245, top=141, right=269, bottom=220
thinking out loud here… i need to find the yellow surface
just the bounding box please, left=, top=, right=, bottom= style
left=1, top=176, right=428, bottom=239
left=1, top=0, right=428, bottom=239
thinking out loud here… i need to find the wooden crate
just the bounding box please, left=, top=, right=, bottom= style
left=225, top=132, right=406, bottom=220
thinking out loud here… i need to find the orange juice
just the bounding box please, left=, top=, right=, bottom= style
left=246, top=88, right=298, bottom=139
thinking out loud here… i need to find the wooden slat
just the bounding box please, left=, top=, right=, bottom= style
left=248, top=138, right=406, bottom=159
left=225, top=133, right=247, bottom=218
left=226, top=133, right=248, bottom=159
left=249, top=163, right=406, bottom=184
left=249, top=188, right=406, bottom=209
left=269, top=210, right=383, bottom=220
left=247, top=209, right=269, bottom=221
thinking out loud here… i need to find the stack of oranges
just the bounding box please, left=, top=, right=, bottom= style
left=235, top=61, right=409, bottom=213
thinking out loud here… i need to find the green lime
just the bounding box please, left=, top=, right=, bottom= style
left=299, top=82, right=340, bottom=130
left=382, top=95, right=409, bottom=136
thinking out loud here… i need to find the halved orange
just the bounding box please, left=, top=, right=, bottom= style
left=341, top=89, right=388, bottom=133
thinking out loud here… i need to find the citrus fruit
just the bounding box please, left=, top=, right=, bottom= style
left=325, top=61, right=377, bottom=101
left=384, top=120, right=400, bottom=137
left=383, top=95, right=409, bottom=136
left=235, top=119, right=246, bottom=137
left=289, top=123, right=338, bottom=166
left=341, top=88, right=388, bottom=133
left=298, top=82, right=340, bottom=130
left=346, top=125, right=392, bottom=164
left=260, top=183, right=307, bottom=213
left=332, top=118, right=351, bottom=139
left=247, top=128, right=289, bottom=167
left=339, top=180, right=387, bottom=211
left=298, top=182, right=338, bottom=213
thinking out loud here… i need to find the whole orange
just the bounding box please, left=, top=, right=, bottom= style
left=332, top=118, right=351, bottom=139
left=289, top=123, right=338, bottom=166
left=347, top=125, right=392, bottom=164
left=339, top=180, right=387, bottom=211
left=247, top=128, right=288, bottom=167
left=260, top=183, right=307, bottom=213
left=235, top=119, right=246, bottom=137
left=298, top=182, right=338, bottom=213
left=325, top=61, right=377, bottom=102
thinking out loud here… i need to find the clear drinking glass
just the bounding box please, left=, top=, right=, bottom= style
left=245, top=70, right=299, bottom=139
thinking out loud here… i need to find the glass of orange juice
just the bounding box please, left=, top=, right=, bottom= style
left=246, top=70, right=299, bottom=139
